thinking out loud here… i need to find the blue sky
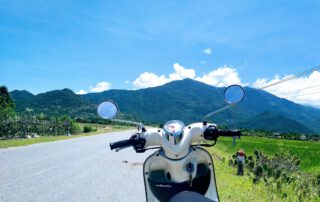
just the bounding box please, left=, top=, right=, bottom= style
left=1, top=1, right=320, bottom=106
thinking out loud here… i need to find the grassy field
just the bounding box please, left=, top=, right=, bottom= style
left=0, top=124, right=133, bottom=149
left=206, top=136, right=320, bottom=201
left=213, top=136, right=320, bottom=173
left=209, top=147, right=269, bottom=201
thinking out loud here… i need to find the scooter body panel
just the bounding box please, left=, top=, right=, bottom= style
left=143, top=147, right=219, bottom=202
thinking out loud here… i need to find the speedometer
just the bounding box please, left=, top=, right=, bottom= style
left=163, top=120, right=185, bottom=145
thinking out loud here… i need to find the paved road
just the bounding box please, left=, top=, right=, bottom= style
left=0, top=131, right=153, bottom=202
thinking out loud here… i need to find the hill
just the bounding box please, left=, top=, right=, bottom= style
left=84, top=79, right=225, bottom=123
left=10, top=79, right=320, bottom=134
left=239, top=112, right=316, bottom=134
left=11, top=89, right=95, bottom=117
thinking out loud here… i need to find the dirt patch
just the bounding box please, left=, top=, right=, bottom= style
left=121, top=160, right=143, bottom=166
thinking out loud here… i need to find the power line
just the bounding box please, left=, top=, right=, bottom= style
left=260, top=65, right=320, bottom=90
left=292, top=84, right=320, bottom=92
left=286, top=91, right=320, bottom=98
left=277, top=84, right=320, bottom=99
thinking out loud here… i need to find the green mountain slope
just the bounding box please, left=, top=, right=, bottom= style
left=84, top=79, right=225, bottom=123
left=11, top=89, right=95, bottom=117
left=239, top=112, right=316, bottom=134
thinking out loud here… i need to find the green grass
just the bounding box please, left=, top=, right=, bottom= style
left=206, top=136, right=320, bottom=201
left=0, top=124, right=133, bottom=149
left=208, top=147, right=269, bottom=201
left=214, top=136, right=320, bottom=173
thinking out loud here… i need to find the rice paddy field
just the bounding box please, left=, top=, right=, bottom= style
left=206, top=136, right=320, bottom=201
left=214, top=136, right=320, bottom=173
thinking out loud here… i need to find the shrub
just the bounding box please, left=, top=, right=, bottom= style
left=83, top=125, right=97, bottom=133
left=243, top=150, right=319, bottom=201
left=70, top=123, right=81, bottom=134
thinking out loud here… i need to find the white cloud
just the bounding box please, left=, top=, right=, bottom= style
left=132, top=63, right=196, bottom=89
left=132, top=63, right=243, bottom=89
left=169, top=63, right=196, bottom=80
left=253, top=71, right=320, bottom=107
left=132, top=72, right=168, bottom=89
left=203, top=48, right=212, bottom=55
left=76, top=81, right=111, bottom=94
left=76, top=89, right=88, bottom=95
left=90, top=81, right=111, bottom=93
left=125, top=80, right=130, bottom=84
left=195, top=66, right=243, bottom=87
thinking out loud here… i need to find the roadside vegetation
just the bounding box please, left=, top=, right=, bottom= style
left=242, top=129, right=320, bottom=142
left=0, top=86, right=133, bottom=148
left=206, top=136, right=320, bottom=201
left=216, top=136, right=320, bottom=173
left=0, top=124, right=132, bottom=148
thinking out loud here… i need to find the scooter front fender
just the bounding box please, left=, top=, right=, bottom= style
left=143, top=147, right=219, bottom=202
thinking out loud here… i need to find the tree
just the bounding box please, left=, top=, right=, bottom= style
left=0, top=86, right=15, bottom=109
left=0, top=86, right=16, bottom=138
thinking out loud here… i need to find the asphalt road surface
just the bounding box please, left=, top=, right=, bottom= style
left=0, top=131, right=154, bottom=202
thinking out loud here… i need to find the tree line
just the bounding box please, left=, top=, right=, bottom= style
left=0, top=86, right=81, bottom=139
left=242, top=129, right=320, bottom=142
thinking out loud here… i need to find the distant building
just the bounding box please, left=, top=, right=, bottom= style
left=272, top=132, right=281, bottom=139
left=299, top=135, right=307, bottom=140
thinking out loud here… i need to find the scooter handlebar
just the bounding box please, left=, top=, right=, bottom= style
left=109, top=134, right=146, bottom=152
left=110, top=139, right=132, bottom=150
left=203, top=125, right=241, bottom=140
left=218, top=129, right=241, bottom=137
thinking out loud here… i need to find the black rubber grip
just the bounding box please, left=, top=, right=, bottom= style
left=110, top=139, right=132, bottom=150
left=218, top=129, right=241, bottom=137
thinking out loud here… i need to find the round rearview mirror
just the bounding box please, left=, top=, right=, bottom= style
left=97, top=101, right=118, bottom=119
left=224, top=85, right=245, bottom=104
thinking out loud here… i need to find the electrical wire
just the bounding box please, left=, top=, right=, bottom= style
left=205, top=64, right=320, bottom=119
left=290, top=84, right=320, bottom=93
left=281, top=83, right=320, bottom=99
left=260, top=65, right=320, bottom=90
left=285, top=91, right=320, bottom=98
left=257, top=64, right=320, bottom=101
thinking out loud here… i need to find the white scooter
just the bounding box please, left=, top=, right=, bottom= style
left=97, top=85, right=245, bottom=202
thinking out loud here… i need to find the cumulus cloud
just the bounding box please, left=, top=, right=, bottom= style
left=132, top=63, right=243, bottom=89
left=169, top=63, right=196, bottom=80
left=90, top=81, right=111, bottom=93
left=132, top=72, right=169, bottom=89
left=132, top=63, right=196, bottom=89
left=253, top=71, right=320, bottom=107
left=77, top=81, right=111, bottom=94
left=195, top=66, right=243, bottom=87
left=76, top=89, right=88, bottom=95
left=203, top=48, right=212, bottom=55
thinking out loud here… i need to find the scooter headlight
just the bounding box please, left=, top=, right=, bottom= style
left=163, top=120, right=185, bottom=145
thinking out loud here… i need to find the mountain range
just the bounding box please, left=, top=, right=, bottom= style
left=10, top=79, right=320, bottom=134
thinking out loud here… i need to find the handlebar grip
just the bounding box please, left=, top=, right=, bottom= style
left=110, top=139, right=132, bottom=150
left=218, top=129, right=241, bottom=137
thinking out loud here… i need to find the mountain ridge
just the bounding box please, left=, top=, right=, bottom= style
left=239, top=112, right=316, bottom=134
left=10, top=79, right=320, bottom=134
